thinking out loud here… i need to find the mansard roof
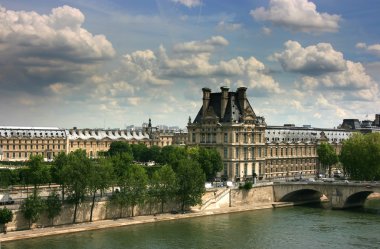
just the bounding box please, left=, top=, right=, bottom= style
left=193, top=88, right=258, bottom=124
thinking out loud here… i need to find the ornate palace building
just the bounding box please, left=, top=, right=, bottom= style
left=187, top=87, right=353, bottom=181
left=0, top=119, right=187, bottom=161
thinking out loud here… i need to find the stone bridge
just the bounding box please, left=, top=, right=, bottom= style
left=273, top=182, right=380, bottom=209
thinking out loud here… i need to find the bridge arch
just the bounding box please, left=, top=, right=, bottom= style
left=343, top=191, right=374, bottom=209
left=279, top=189, right=325, bottom=204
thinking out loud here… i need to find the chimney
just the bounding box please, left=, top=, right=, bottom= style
left=237, top=87, right=247, bottom=114
left=202, top=87, right=211, bottom=117
left=220, top=86, right=229, bottom=119
left=375, top=114, right=380, bottom=127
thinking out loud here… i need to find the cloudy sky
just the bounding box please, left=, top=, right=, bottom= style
left=1, top=0, right=379, bottom=129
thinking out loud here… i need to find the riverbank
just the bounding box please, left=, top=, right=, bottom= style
left=0, top=203, right=275, bottom=243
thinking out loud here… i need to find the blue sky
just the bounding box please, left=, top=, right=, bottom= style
left=0, top=0, right=379, bottom=129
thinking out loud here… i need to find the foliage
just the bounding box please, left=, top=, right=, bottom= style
left=317, top=142, right=338, bottom=177
left=108, top=141, right=132, bottom=157
left=121, top=164, right=148, bottom=217
left=157, top=146, right=188, bottom=171
left=0, top=207, right=13, bottom=225
left=176, top=159, right=206, bottom=211
left=340, top=133, right=380, bottom=181
left=88, top=158, right=114, bottom=221
left=111, top=152, right=133, bottom=181
left=28, top=155, right=51, bottom=191
left=20, top=193, right=45, bottom=228
left=109, top=189, right=128, bottom=218
left=0, top=169, right=19, bottom=188
left=151, top=165, right=177, bottom=213
left=239, top=182, right=253, bottom=190
left=131, top=143, right=149, bottom=162
left=51, top=152, right=68, bottom=202
left=188, top=147, right=223, bottom=180
left=45, top=191, right=62, bottom=225
left=62, top=149, right=91, bottom=223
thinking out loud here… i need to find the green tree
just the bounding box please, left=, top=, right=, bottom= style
left=340, top=133, right=380, bottom=180
left=51, top=152, right=68, bottom=202
left=317, top=142, right=338, bottom=177
left=109, top=189, right=127, bottom=218
left=189, top=147, right=223, bottom=181
left=131, top=143, right=148, bottom=162
left=151, top=165, right=177, bottom=213
left=45, top=191, right=62, bottom=226
left=28, top=155, right=51, bottom=193
left=121, top=164, right=148, bottom=217
left=176, top=159, right=206, bottom=212
left=88, top=158, right=114, bottom=222
left=62, top=150, right=91, bottom=223
left=20, top=193, right=45, bottom=229
left=146, top=145, right=161, bottom=162
left=108, top=141, right=132, bottom=157
left=0, top=207, right=13, bottom=233
left=158, top=146, right=187, bottom=172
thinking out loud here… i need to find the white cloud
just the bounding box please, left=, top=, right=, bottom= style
left=217, top=21, right=242, bottom=32
left=171, top=0, right=202, bottom=8
left=356, top=42, right=380, bottom=57
left=261, top=26, right=272, bottom=35
left=173, top=36, right=229, bottom=53
left=250, top=0, right=341, bottom=33
left=272, top=40, right=347, bottom=75
left=0, top=5, right=115, bottom=91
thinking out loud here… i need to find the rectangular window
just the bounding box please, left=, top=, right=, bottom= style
left=235, top=147, right=239, bottom=158
left=244, top=163, right=248, bottom=176
left=244, top=147, right=248, bottom=160
left=224, top=133, right=228, bottom=143
left=223, top=163, right=227, bottom=177
left=192, top=133, right=196, bottom=143
left=235, top=132, right=239, bottom=143
left=251, top=147, right=255, bottom=159
left=258, top=147, right=261, bottom=157
left=224, top=147, right=228, bottom=158
left=235, top=163, right=240, bottom=178
left=244, top=133, right=247, bottom=143
left=258, top=133, right=262, bottom=143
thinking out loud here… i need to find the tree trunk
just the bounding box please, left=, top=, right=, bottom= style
left=61, top=185, right=65, bottom=203
left=73, top=202, right=78, bottom=223
left=119, top=205, right=123, bottom=218
left=90, top=192, right=96, bottom=222
left=161, top=200, right=164, bottom=213
left=131, top=205, right=135, bottom=217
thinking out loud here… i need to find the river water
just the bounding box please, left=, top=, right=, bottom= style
left=2, top=203, right=380, bottom=249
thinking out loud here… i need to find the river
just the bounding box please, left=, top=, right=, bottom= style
left=2, top=202, right=380, bottom=249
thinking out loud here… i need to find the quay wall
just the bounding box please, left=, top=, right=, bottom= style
left=4, top=185, right=275, bottom=232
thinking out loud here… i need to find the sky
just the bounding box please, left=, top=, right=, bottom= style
left=0, top=0, right=380, bottom=129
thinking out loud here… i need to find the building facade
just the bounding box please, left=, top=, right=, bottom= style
left=0, top=119, right=185, bottom=161
left=188, top=87, right=353, bottom=181
left=0, top=127, right=68, bottom=161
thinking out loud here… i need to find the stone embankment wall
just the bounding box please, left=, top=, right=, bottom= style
left=5, top=184, right=275, bottom=232
left=5, top=200, right=179, bottom=232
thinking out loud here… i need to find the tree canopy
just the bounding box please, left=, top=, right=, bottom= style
left=317, top=142, right=338, bottom=177
left=340, top=133, right=380, bottom=181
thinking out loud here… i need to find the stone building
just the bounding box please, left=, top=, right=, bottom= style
left=0, top=119, right=184, bottom=161
left=188, top=87, right=352, bottom=181
left=0, top=126, right=68, bottom=161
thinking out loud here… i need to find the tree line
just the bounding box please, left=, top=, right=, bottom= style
left=317, top=132, right=380, bottom=181
left=0, top=143, right=223, bottom=230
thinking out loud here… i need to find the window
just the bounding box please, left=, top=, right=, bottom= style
left=224, top=147, right=228, bottom=158
left=235, top=147, right=239, bottom=158
left=258, top=133, right=262, bottom=143
left=224, top=133, right=228, bottom=143
left=244, top=133, right=247, bottom=143
left=192, top=133, right=196, bottom=143
left=235, top=132, right=239, bottom=143
left=244, top=163, right=248, bottom=176
left=244, top=147, right=248, bottom=160
left=235, top=163, right=240, bottom=178
left=251, top=147, right=255, bottom=159
left=258, top=147, right=261, bottom=157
